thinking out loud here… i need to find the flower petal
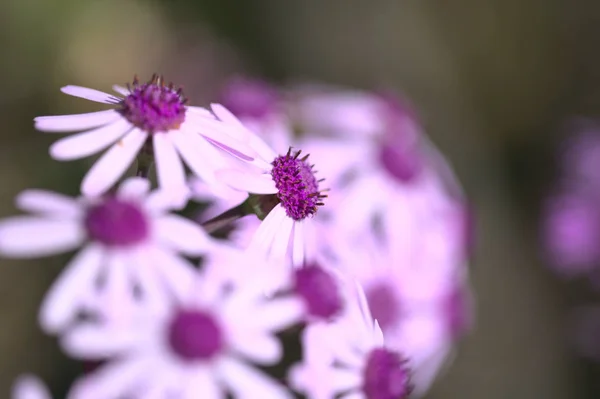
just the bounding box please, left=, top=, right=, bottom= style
left=117, top=177, right=151, bottom=199
left=0, top=217, right=84, bottom=258
left=61, top=85, right=119, bottom=104
left=12, top=375, right=51, bottom=399
left=153, top=133, right=186, bottom=190
left=153, top=214, right=210, bottom=255
left=216, top=169, right=277, bottom=194
left=112, top=85, right=130, bottom=96
left=228, top=330, right=282, bottom=365
left=49, top=119, right=132, bottom=160
left=34, top=110, right=120, bottom=132
left=81, top=129, right=147, bottom=197
left=15, top=189, right=81, bottom=217
left=184, top=369, right=224, bottom=399
left=39, top=244, right=103, bottom=333
left=220, top=357, right=292, bottom=399
left=61, top=325, right=145, bottom=359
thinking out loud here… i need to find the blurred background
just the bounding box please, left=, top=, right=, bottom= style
left=1, top=0, right=599, bottom=397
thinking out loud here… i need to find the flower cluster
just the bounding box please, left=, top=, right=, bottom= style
left=3, top=76, right=472, bottom=398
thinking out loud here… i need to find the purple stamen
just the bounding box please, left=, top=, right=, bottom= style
left=168, top=309, right=223, bottom=362
left=363, top=348, right=411, bottom=399
left=85, top=197, right=148, bottom=247
left=365, top=283, right=402, bottom=331
left=293, top=263, right=343, bottom=320
left=118, top=74, right=187, bottom=133
left=270, top=148, right=325, bottom=221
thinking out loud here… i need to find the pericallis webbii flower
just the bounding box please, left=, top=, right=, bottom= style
left=0, top=177, right=208, bottom=334
left=214, top=105, right=327, bottom=266
left=34, top=74, right=257, bottom=196
left=289, top=284, right=412, bottom=399
left=60, top=248, right=302, bottom=399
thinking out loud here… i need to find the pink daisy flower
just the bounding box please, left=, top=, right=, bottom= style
left=12, top=375, right=52, bottom=399
left=289, top=284, right=412, bottom=399
left=61, top=249, right=302, bottom=399
left=35, top=75, right=257, bottom=196
left=213, top=106, right=327, bottom=266
left=0, top=177, right=207, bottom=334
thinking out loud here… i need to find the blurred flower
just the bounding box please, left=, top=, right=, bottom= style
left=214, top=105, right=326, bottom=266
left=12, top=375, right=51, bottom=399
left=289, top=284, right=412, bottom=399
left=35, top=75, right=257, bottom=196
left=220, top=77, right=280, bottom=122
left=0, top=177, right=207, bottom=334
left=61, top=249, right=301, bottom=399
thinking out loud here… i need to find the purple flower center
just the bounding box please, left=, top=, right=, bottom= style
left=376, top=93, right=422, bottom=183
left=118, top=74, right=187, bottom=133
left=271, top=148, right=325, bottom=221
left=293, top=263, right=343, bottom=320
left=167, top=309, right=223, bottom=361
left=365, top=283, right=402, bottom=331
left=363, top=348, right=411, bottom=399
left=220, top=77, right=279, bottom=120
left=85, top=197, right=148, bottom=247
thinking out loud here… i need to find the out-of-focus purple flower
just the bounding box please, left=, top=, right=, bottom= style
left=542, top=192, right=600, bottom=276
left=220, top=77, right=280, bottom=121
left=561, top=125, right=600, bottom=189
left=0, top=177, right=207, bottom=334
left=61, top=247, right=301, bottom=399
left=12, top=375, right=52, bottom=399
left=289, top=284, right=412, bottom=399
left=35, top=75, right=258, bottom=196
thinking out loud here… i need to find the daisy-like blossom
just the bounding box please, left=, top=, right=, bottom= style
left=289, top=283, right=412, bottom=399
left=0, top=177, right=208, bottom=334
left=291, top=86, right=468, bottom=253
left=323, top=228, right=471, bottom=396
left=60, top=247, right=303, bottom=399
left=213, top=105, right=327, bottom=267
left=34, top=74, right=257, bottom=196
left=11, top=375, right=95, bottom=399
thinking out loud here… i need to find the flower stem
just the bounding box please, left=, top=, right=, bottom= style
left=201, top=200, right=254, bottom=234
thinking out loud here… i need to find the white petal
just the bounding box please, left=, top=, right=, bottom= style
left=186, top=105, right=214, bottom=118
left=117, top=177, right=151, bottom=199
left=229, top=331, right=282, bottom=365
left=34, top=110, right=120, bottom=132
left=153, top=214, right=210, bottom=255
left=184, top=368, right=224, bottom=399
left=16, top=190, right=81, bottom=217
left=153, top=133, right=186, bottom=190
left=209, top=103, right=249, bottom=141
left=220, top=357, right=293, bottom=399
left=170, top=130, right=219, bottom=183
left=39, top=244, right=103, bottom=333
left=143, top=186, right=191, bottom=213
left=61, top=85, right=119, bottom=104
left=12, top=375, right=51, bottom=399
left=0, top=217, right=84, bottom=258
left=81, top=129, right=147, bottom=197
left=112, top=85, right=130, bottom=96
left=268, top=216, right=293, bottom=261
left=49, top=119, right=131, bottom=161
left=194, top=120, right=257, bottom=161
left=292, top=221, right=305, bottom=267
left=247, top=133, right=278, bottom=163
left=102, top=252, right=135, bottom=323
left=247, top=205, right=287, bottom=257
left=237, top=297, right=303, bottom=332
left=61, top=325, right=143, bottom=358
left=216, top=169, right=277, bottom=194
left=147, top=247, right=197, bottom=303
left=330, top=368, right=362, bottom=393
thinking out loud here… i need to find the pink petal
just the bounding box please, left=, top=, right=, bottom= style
left=60, top=85, right=119, bottom=104
left=216, top=169, right=277, bottom=194
left=153, top=133, right=186, bottom=190
left=34, top=110, right=120, bottom=132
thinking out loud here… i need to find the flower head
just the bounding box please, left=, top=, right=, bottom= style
left=61, top=248, right=302, bottom=399
left=35, top=75, right=256, bottom=196
left=0, top=177, right=208, bottom=334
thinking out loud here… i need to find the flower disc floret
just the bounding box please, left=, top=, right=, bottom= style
left=270, top=148, right=325, bottom=221
left=84, top=197, right=149, bottom=247
left=118, top=74, right=187, bottom=133
left=363, top=348, right=411, bottom=399
left=167, top=309, right=223, bottom=361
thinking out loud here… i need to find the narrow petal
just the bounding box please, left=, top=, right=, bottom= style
left=39, top=245, right=103, bottom=333
left=147, top=248, right=198, bottom=303
left=235, top=297, right=303, bottom=332
left=117, top=177, right=151, bottom=199
left=330, top=368, right=362, bottom=393
left=34, top=110, right=120, bottom=132
left=171, top=130, right=219, bottom=184
left=16, top=189, right=81, bottom=217
left=220, top=357, right=292, bottom=399
left=12, top=375, right=51, bottom=399
left=81, top=129, right=147, bottom=197
left=0, top=217, right=84, bottom=258
left=209, top=103, right=249, bottom=141
left=153, top=214, right=210, bottom=255
left=102, top=252, right=135, bottom=324
left=184, top=369, right=224, bottom=399
left=185, top=105, right=214, bottom=118
left=143, top=186, right=191, bottom=214
left=247, top=206, right=287, bottom=258
left=61, top=325, right=144, bottom=358
left=153, top=133, right=186, bottom=190
left=268, top=216, right=293, bottom=261
left=112, top=85, right=130, bottom=96
left=292, top=221, right=305, bottom=267
left=216, top=170, right=277, bottom=194
left=193, top=119, right=257, bottom=161
left=49, top=119, right=132, bottom=160
left=228, top=331, right=282, bottom=365
left=61, top=85, right=119, bottom=104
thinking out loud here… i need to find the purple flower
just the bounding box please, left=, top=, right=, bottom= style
left=35, top=75, right=257, bottom=196
left=0, top=177, right=208, bottom=334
